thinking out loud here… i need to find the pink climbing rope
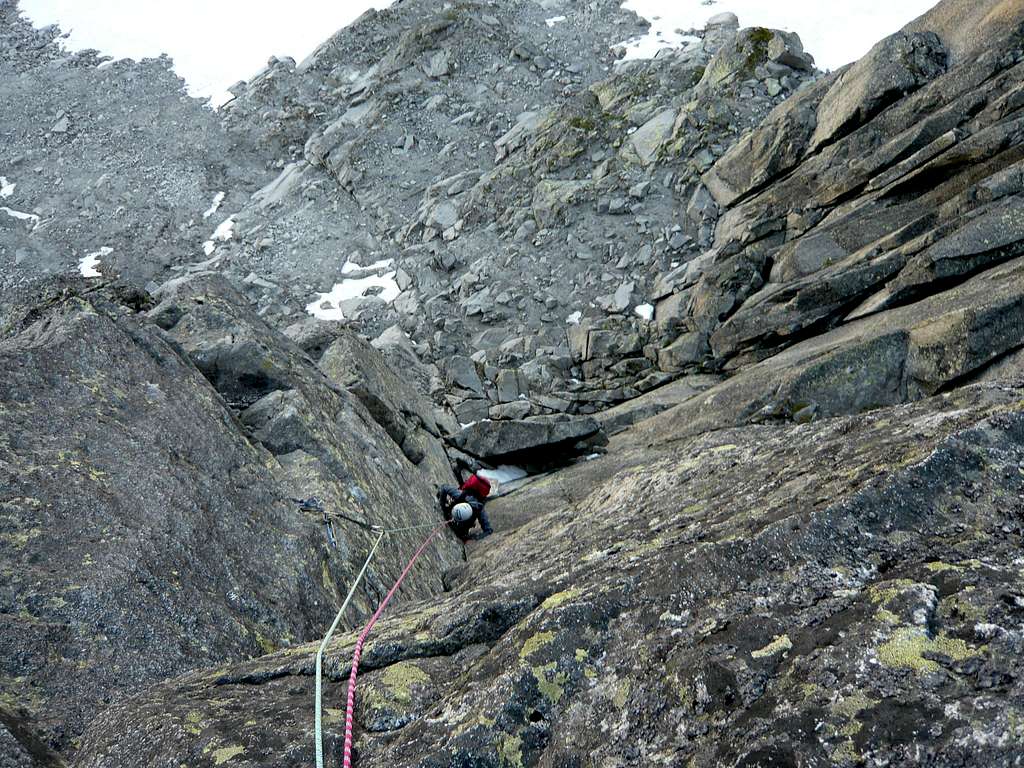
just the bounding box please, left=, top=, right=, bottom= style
left=341, top=522, right=448, bottom=768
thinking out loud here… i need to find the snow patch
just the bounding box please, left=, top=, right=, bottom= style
left=566, top=311, right=583, bottom=325
left=202, top=215, right=235, bottom=255
left=634, top=303, right=655, bottom=321
left=0, top=176, right=14, bottom=199
left=479, top=465, right=528, bottom=485
left=79, top=247, right=112, bottom=278
left=212, top=216, right=236, bottom=240
left=306, top=271, right=401, bottom=321
left=545, top=15, right=567, bottom=27
left=1, top=206, right=41, bottom=229
left=202, top=191, right=225, bottom=219
left=616, top=0, right=938, bottom=71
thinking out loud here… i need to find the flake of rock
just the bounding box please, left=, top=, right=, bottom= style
left=423, top=49, right=452, bottom=78
left=608, top=197, right=629, bottom=215
left=628, top=181, right=650, bottom=199
left=446, top=355, right=484, bottom=395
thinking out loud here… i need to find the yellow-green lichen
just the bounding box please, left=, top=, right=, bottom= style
left=751, top=634, right=792, bottom=659
left=211, top=745, right=245, bottom=765
left=876, top=627, right=984, bottom=673
left=867, top=579, right=916, bottom=605
left=184, top=710, right=203, bottom=736
left=532, top=662, right=567, bottom=704
left=253, top=630, right=276, bottom=655
left=498, top=733, right=524, bottom=768
left=541, top=588, right=582, bottom=610
left=520, top=631, right=556, bottom=660
left=612, top=678, right=631, bottom=708
left=942, top=590, right=986, bottom=622
left=0, top=528, right=41, bottom=548
left=574, top=648, right=589, bottom=661
left=876, top=608, right=900, bottom=625
left=708, top=443, right=739, bottom=454
left=321, top=560, right=335, bottom=594
left=378, top=662, right=430, bottom=707
left=830, top=691, right=877, bottom=719
left=799, top=682, right=819, bottom=701
left=830, top=739, right=861, bottom=764
left=453, top=713, right=497, bottom=739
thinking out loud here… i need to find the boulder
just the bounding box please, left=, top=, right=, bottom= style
left=767, top=30, right=814, bottom=71
left=699, top=28, right=802, bottom=90
left=283, top=316, right=348, bottom=357
left=447, top=415, right=602, bottom=464
left=622, top=108, right=676, bottom=166
left=489, top=400, right=532, bottom=421
left=495, top=368, right=529, bottom=403
left=371, top=324, right=440, bottom=398
left=703, top=12, right=740, bottom=55
left=319, top=331, right=453, bottom=485
left=453, top=397, right=490, bottom=425
left=149, top=273, right=308, bottom=407
left=446, top=355, right=484, bottom=395
left=658, top=331, right=710, bottom=371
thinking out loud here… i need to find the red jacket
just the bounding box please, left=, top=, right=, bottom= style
left=459, top=473, right=491, bottom=500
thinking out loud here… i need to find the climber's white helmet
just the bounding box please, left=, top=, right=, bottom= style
left=452, top=502, right=474, bottom=522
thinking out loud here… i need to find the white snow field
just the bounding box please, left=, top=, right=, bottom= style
left=78, top=247, right=112, bottom=278
left=20, top=1, right=938, bottom=106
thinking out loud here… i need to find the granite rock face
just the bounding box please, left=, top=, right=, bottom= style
left=318, top=331, right=454, bottom=485
left=691, top=1, right=1024, bottom=382
left=72, top=381, right=1024, bottom=768
left=0, top=279, right=459, bottom=755
left=3, top=0, right=1024, bottom=766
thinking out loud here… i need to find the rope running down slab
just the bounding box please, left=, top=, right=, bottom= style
left=314, top=530, right=384, bottom=768
left=313, top=519, right=453, bottom=767
left=341, top=522, right=449, bottom=768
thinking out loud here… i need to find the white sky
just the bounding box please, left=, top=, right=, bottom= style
left=18, top=1, right=391, bottom=105
left=18, top=1, right=938, bottom=102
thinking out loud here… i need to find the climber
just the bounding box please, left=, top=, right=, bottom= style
left=438, top=472, right=494, bottom=540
